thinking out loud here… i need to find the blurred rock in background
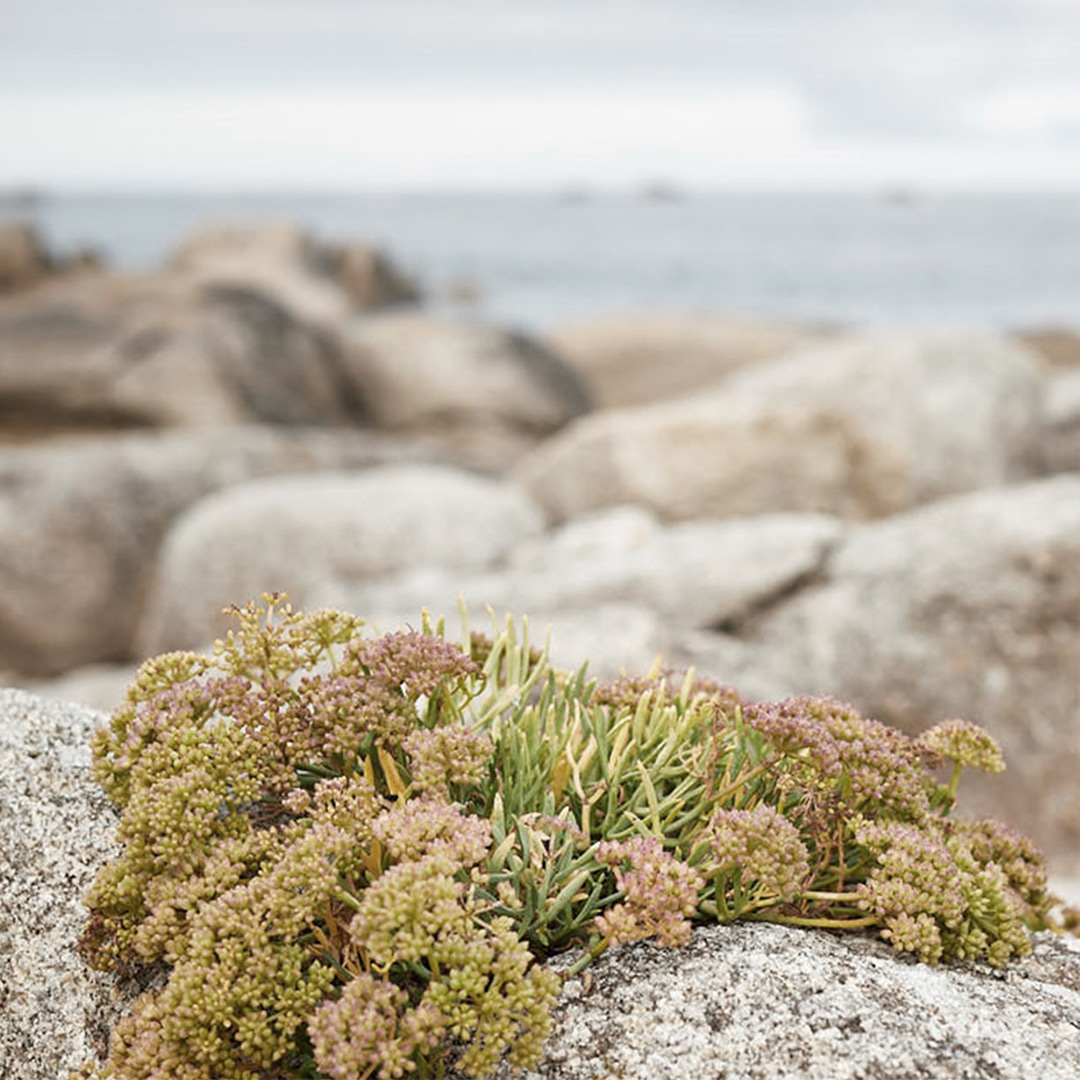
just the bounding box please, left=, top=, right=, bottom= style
left=1, top=221, right=1077, bottom=878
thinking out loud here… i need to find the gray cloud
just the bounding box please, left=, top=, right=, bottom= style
left=2, top=0, right=1077, bottom=186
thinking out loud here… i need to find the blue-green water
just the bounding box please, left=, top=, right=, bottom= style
left=9, top=190, right=1079, bottom=331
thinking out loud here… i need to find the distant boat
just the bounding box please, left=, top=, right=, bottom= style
left=881, top=184, right=919, bottom=207
left=555, top=185, right=594, bottom=205
left=640, top=179, right=685, bottom=204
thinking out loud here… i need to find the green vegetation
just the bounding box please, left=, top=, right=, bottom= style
left=79, top=595, right=1064, bottom=1080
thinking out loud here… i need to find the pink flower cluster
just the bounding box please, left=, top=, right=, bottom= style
left=302, top=632, right=480, bottom=759
left=309, top=974, right=444, bottom=1080
left=708, top=805, right=811, bottom=903
left=853, top=817, right=1035, bottom=966
left=372, top=797, right=493, bottom=866
left=744, top=696, right=932, bottom=818
left=403, top=723, right=493, bottom=796
left=594, top=837, right=705, bottom=947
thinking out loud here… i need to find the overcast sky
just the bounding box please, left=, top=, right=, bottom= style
left=2, top=0, right=1078, bottom=190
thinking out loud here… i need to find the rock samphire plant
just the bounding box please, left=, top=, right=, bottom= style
left=80, top=595, right=1068, bottom=1080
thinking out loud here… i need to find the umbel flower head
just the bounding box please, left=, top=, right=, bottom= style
left=916, top=718, right=1006, bottom=774
left=594, top=837, right=705, bottom=947
left=79, top=595, right=1067, bottom=1080
left=709, top=805, right=811, bottom=904
left=742, top=695, right=934, bottom=819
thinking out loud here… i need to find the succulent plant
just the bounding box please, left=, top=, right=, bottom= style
left=78, top=594, right=1068, bottom=1080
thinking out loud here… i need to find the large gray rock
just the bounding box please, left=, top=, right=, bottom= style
left=1040, top=369, right=1080, bottom=474
left=517, top=330, right=1045, bottom=523
left=545, top=312, right=819, bottom=407
left=0, top=689, right=133, bottom=1080
left=678, top=476, right=1080, bottom=873
left=0, top=427, right=421, bottom=676
left=342, top=506, right=843, bottom=641
left=0, top=222, right=51, bottom=293
left=14, top=661, right=141, bottom=715
left=100, top=284, right=361, bottom=428
left=139, top=464, right=548, bottom=653
left=0, top=272, right=163, bottom=435
left=341, top=314, right=591, bottom=469
left=0, top=274, right=365, bottom=433
left=492, top=923, right=1080, bottom=1080
left=168, top=221, right=419, bottom=325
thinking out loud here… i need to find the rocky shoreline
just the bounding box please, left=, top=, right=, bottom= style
left=1, top=220, right=1077, bottom=879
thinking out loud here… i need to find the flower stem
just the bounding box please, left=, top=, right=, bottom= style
left=749, top=913, right=879, bottom=930
left=565, top=935, right=609, bottom=977
left=947, top=761, right=964, bottom=801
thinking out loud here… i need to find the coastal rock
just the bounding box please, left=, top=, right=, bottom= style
left=138, top=464, right=547, bottom=653
left=14, top=661, right=142, bottom=715
left=343, top=506, right=843, bottom=641
left=517, top=330, right=1044, bottom=523
left=0, top=427, right=422, bottom=676
left=0, top=689, right=136, bottom=1080
left=687, top=476, right=1080, bottom=871
left=341, top=314, right=591, bottom=468
left=169, top=221, right=419, bottom=325
left=1040, top=369, right=1080, bottom=473
left=491, top=924, right=1080, bottom=1080
left=0, top=273, right=182, bottom=435
left=0, top=222, right=51, bottom=293
left=545, top=312, right=818, bottom=406
left=0, top=274, right=366, bottom=433
left=103, top=284, right=361, bottom=427
left=1019, top=327, right=1080, bottom=371
left=330, top=243, right=420, bottom=309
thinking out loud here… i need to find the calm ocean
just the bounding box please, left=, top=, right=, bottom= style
left=12, top=190, right=1080, bottom=332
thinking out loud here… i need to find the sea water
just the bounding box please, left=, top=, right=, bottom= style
left=12, top=189, right=1080, bottom=332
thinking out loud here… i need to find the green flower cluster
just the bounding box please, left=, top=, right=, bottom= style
left=80, top=595, right=1071, bottom=1080
left=853, top=817, right=1034, bottom=966
left=708, top=805, right=811, bottom=907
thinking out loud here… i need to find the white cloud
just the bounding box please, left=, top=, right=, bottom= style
left=0, top=86, right=815, bottom=188
left=966, top=85, right=1080, bottom=136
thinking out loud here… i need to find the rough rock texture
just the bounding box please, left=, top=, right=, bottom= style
left=678, top=476, right=1080, bottom=872
left=0, top=689, right=135, bottom=1080
left=544, top=312, right=819, bottom=407
left=489, top=923, right=1080, bottom=1080
left=341, top=314, right=591, bottom=469
left=1040, top=369, right=1080, bottom=473
left=0, top=427, right=422, bottom=675
left=139, top=464, right=548, bottom=653
left=517, top=330, right=1044, bottom=523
